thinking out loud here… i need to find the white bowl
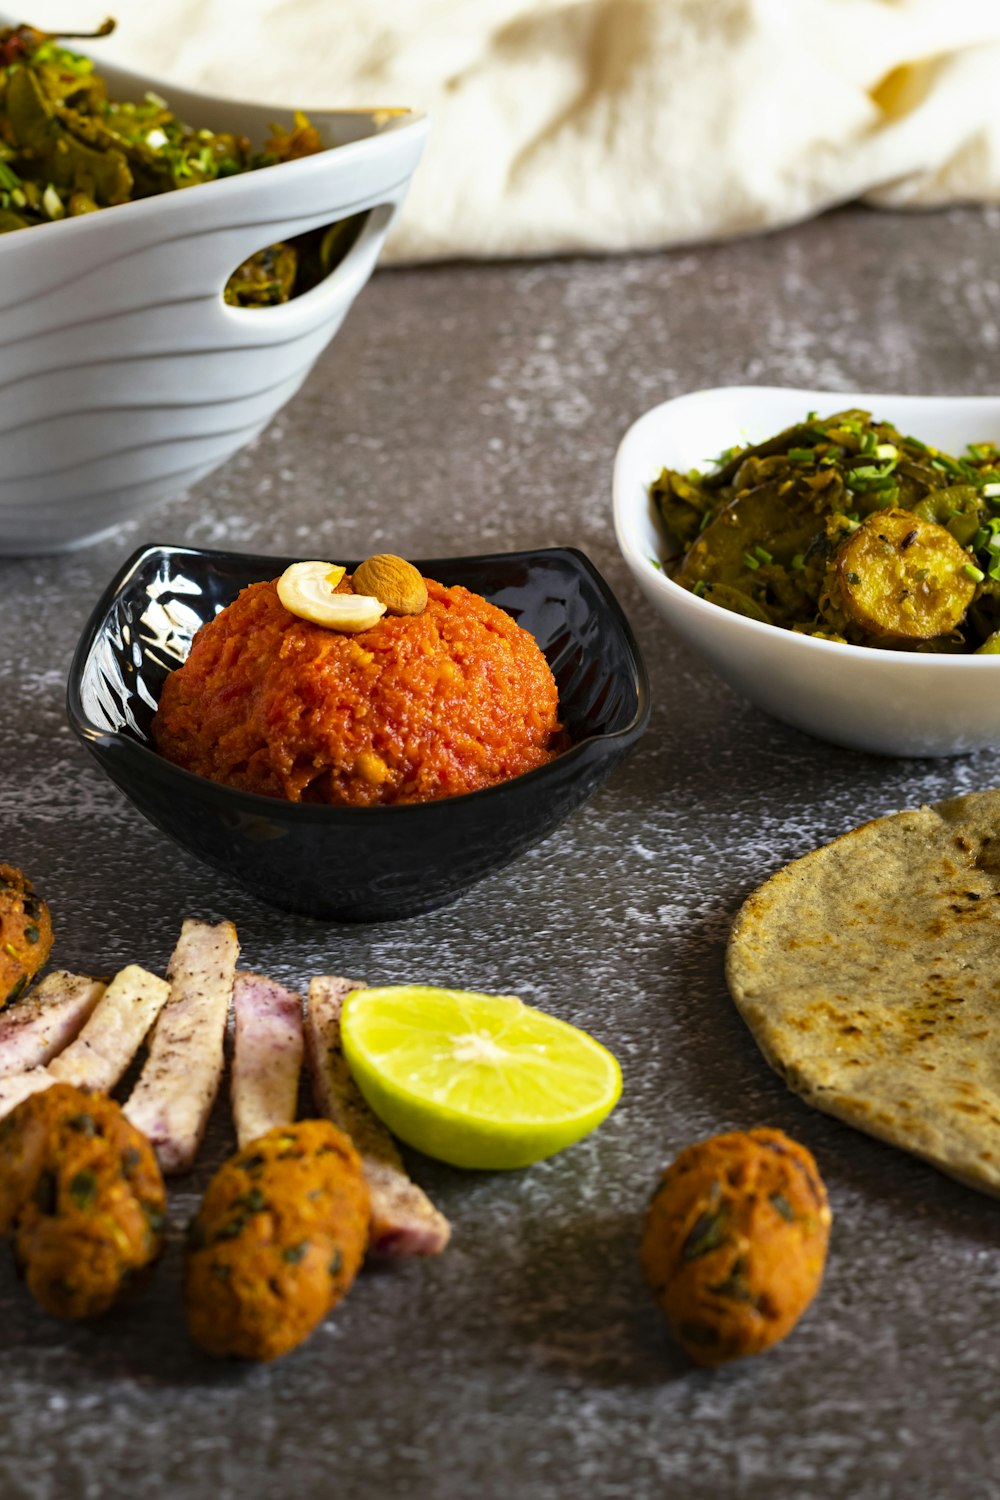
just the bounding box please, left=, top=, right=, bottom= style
left=613, top=385, right=1000, bottom=758
left=0, top=43, right=427, bottom=554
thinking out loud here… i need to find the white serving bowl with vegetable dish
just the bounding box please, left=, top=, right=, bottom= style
left=0, top=17, right=427, bottom=554
left=614, top=386, right=1000, bottom=757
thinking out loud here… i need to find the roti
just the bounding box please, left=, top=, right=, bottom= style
left=726, top=789, right=1000, bottom=1196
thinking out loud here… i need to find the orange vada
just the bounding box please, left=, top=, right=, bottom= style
left=185, top=1119, right=370, bottom=1360
left=0, top=865, right=53, bottom=1008
left=641, top=1128, right=831, bottom=1366
left=0, top=1083, right=166, bottom=1318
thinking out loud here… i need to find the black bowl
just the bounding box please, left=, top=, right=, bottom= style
left=67, top=544, right=650, bottom=922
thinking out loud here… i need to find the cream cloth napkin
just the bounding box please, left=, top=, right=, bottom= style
left=26, top=0, right=1000, bottom=261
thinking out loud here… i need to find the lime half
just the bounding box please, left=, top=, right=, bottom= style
left=340, top=986, right=622, bottom=1170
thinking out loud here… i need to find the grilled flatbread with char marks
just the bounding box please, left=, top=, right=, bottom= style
left=125, top=920, right=239, bottom=1175
left=306, top=975, right=451, bottom=1257
left=727, top=789, right=1000, bottom=1197
left=231, top=972, right=304, bottom=1148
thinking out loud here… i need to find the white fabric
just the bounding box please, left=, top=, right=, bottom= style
left=26, top=0, right=1000, bottom=261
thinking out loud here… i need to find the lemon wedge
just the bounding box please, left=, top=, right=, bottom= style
left=277, top=560, right=386, bottom=632
left=340, top=985, right=622, bottom=1170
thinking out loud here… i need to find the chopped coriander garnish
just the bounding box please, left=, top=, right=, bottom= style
left=0, top=28, right=328, bottom=309
left=846, top=459, right=898, bottom=491
left=710, top=445, right=740, bottom=467
left=67, top=1170, right=98, bottom=1211
left=649, top=557, right=662, bottom=570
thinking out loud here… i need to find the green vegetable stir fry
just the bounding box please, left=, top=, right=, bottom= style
left=652, top=410, right=1000, bottom=653
left=0, top=19, right=357, bottom=306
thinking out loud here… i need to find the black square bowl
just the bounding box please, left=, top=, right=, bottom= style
left=67, top=544, right=650, bottom=923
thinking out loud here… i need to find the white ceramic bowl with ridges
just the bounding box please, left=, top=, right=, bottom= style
left=614, top=385, right=1000, bottom=758
left=0, top=41, right=427, bottom=553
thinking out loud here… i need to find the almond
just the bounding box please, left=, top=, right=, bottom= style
left=352, top=553, right=428, bottom=616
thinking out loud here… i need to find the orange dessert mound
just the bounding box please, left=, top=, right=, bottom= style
left=152, top=575, right=562, bottom=806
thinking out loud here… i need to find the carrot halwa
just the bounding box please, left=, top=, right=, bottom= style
left=152, top=574, right=562, bottom=806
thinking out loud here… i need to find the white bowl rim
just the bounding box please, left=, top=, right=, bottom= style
left=614, top=383, right=1000, bottom=671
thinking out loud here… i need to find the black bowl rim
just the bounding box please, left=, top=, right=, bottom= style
left=66, top=541, right=651, bottom=822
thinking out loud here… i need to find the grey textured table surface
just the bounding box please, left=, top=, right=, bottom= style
left=2, top=205, right=1000, bottom=1500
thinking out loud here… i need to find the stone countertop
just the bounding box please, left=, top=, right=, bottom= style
left=2, top=204, right=1000, bottom=1500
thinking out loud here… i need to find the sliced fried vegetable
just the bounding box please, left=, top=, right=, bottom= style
left=695, top=582, right=773, bottom=624
left=674, top=479, right=823, bottom=597
left=0, top=21, right=330, bottom=307
left=705, top=415, right=843, bottom=489
left=653, top=409, right=1000, bottom=650
left=223, top=244, right=299, bottom=307
left=824, top=509, right=977, bottom=642
left=911, top=485, right=983, bottom=546
left=6, top=66, right=132, bottom=205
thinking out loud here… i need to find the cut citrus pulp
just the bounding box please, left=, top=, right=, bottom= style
left=340, top=986, right=622, bottom=1170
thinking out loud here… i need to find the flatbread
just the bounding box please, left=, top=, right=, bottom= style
left=726, top=789, right=1000, bottom=1197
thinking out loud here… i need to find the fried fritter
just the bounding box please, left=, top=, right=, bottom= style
left=640, top=1128, right=831, bottom=1367
left=185, top=1119, right=370, bottom=1361
left=0, top=865, right=53, bottom=1008
left=0, top=1083, right=166, bottom=1318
